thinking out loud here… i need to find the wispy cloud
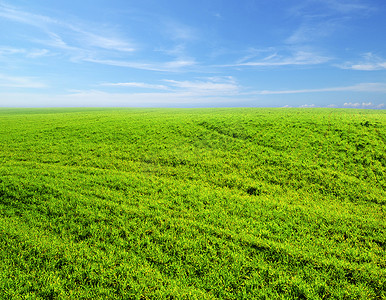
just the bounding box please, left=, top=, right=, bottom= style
left=227, top=48, right=331, bottom=67
left=0, top=2, right=135, bottom=58
left=286, top=0, right=374, bottom=46
left=101, top=76, right=239, bottom=95
left=285, top=20, right=339, bottom=45
left=0, top=2, right=57, bottom=28
left=84, top=58, right=196, bottom=72
left=101, top=82, right=169, bottom=90
left=0, top=73, right=47, bottom=88
left=163, top=76, right=239, bottom=95
left=161, top=19, right=197, bottom=42
left=0, top=46, right=26, bottom=56
left=255, top=82, right=386, bottom=95
left=73, top=31, right=135, bottom=53
left=320, top=0, right=373, bottom=14
left=26, top=49, right=50, bottom=58
left=154, top=44, right=190, bottom=59
left=339, top=53, right=386, bottom=71
left=0, top=46, right=51, bottom=59
left=289, top=0, right=372, bottom=18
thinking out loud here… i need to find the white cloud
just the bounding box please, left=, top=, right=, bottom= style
left=286, top=1, right=374, bottom=47
left=163, top=60, right=196, bottom=69
left=26, top=49, right=50, bottom=58
left=84, top=58, right=196, bottom=72
left=343, top=102, right=384, bottom=109
left=0, top=2, right=135, bottom=57
left=300, top=104, right=316, bottom=108
left=0, top=46, right=26, bottom=56
left=69, top=28, right=135, bottom=53
left=321, top=0, right=372, bottom=14
left=228, top=49, right=331, bottom=67
left=155, top=44, right=186, bottom=57
left=0, top=76, right=243, bottom=107
left=289, top=0, right=372, bottom=17
left=0, top=46, right=51, bottom=60
left=163, top=76, right=239, bottom=95
left=0, top=2, right=58, bottom=29
left=339, top=53, right=386, bottom=71
left=101, top=77, right=239, bottom=96
left=101, top=82, right=169, bottom=90
left=162, top=20, right=197, bottom=41
left=0, top=89, right=244, bottom=107
left=255, top=82, right=386, bottom=95
left=286, top=21, right=338, bottom=45
left=349, top=64, right=386, bottom=71
left=0, top=73, right=47, bottom=88
left=343, top=102, right=362, bottom=108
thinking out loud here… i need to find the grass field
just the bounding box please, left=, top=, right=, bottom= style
left=0, top=107, right=385, bottom=299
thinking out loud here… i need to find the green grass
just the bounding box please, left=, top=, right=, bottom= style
left=0, top=107, right=385, bottom=299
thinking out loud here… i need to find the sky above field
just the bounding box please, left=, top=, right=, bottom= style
left=0, top=0, right=385, bottom=108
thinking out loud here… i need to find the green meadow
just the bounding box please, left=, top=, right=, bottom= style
left=0, top=108, right=385, bottom=299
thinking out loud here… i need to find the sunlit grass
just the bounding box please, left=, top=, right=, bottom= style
left=0, top=107, right=385, bottom=299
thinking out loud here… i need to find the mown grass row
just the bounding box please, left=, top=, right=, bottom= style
left=0, top=108, right=385, bottom=299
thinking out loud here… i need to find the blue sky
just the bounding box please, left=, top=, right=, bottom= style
left=0, top=0, right=385, bottom=108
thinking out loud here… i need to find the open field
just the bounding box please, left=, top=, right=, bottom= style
left=0, top=108, right=385, bottom=299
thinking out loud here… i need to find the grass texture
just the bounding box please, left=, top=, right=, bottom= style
left=0, top=108, right=385, bottom=299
